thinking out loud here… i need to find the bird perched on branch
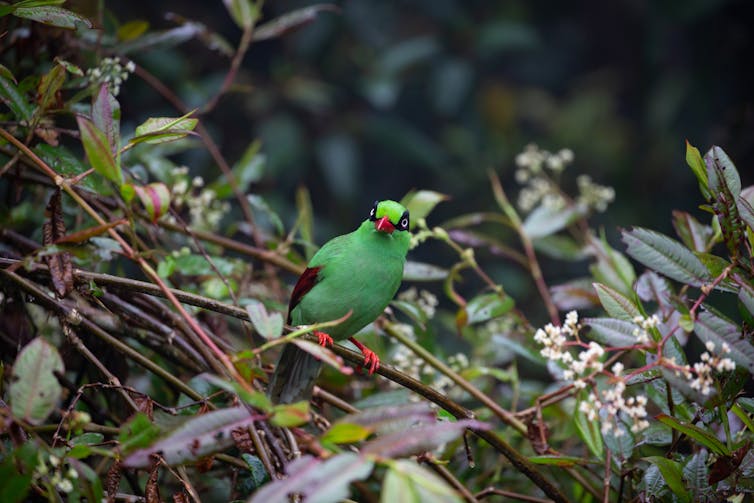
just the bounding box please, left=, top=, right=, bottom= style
left=268, top=200, right=410, bottom=404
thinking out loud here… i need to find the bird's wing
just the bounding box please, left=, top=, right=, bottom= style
left=287, top=266, right=322, bottom=323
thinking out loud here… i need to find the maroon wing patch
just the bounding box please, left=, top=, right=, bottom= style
left=287, top=266, right=322, bottom=323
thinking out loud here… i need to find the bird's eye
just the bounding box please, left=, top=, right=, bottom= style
left=397, top=211, right=410, bottom=231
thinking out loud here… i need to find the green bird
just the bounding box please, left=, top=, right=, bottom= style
left=268, top=200, right=411, bottom=404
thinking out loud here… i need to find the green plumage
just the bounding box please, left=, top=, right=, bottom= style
left=268, top=200, right=411, bottom=404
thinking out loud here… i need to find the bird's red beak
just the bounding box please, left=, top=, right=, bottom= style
left=375, top=216, right=395, bottom=234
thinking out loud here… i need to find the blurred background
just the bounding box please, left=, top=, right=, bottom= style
left=105, top=0, right=754, bottom=303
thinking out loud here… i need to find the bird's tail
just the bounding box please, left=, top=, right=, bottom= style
left=268, top=344, right=323, bottom=404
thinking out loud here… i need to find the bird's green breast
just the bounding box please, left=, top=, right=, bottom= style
left=289, top=220, right=409, bottom=340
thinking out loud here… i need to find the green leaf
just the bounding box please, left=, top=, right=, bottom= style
left=13, top=5, right=92, bottom=29
left=551, top=278, right=599, bottom=310
left=117, top=23, right=203, bottom=54
left=334, top=403, right=435, bottom=437
left=321, top=422, right=372, bottom=445
left=123, top=407, right=258, bottom=468
left=643, top=456, right=691, bottom=503
left=223, top=0, right=259, bottom=30
left=253, top=4, right=339, bottom=41
left=116, top=20, right=149, bottom=41
left=695, top=310, right=754, bottom=374
left=462, top=292, right=514, bottom=325
left=0, top=75, right=34, bottom=122
left=528, top=455, right=592, bottom=466
left=655, top=414, right=730, bottom=456
left=402, top=261, right=448, bottom=281
left=621, top=227, right=710, bottom=287
left=588, top=234, right=637, bottom=295
left=574, top=400, right=603, bottom=459
left=199, top=374, right=272, bottom=412
left=211, top=139, right=265, bottom=199
left=36, top=63, right=65, bottom=113
left=382, top=460, right=462, bottom=503
left=522, top=203, right=584, bottom=239
left=241, top=453, right=270, bottom=488
left=77, top=115, right=121, bottom=185
left=249, top=453, right=374, bottom=503
left=672, top=210, right=713, bottom=252
left=131, top=111, right=198, bottom=146
left=118, top=412, right=161, bottom=454
left=592, top=283, right=641, bottom=322
left=34, top=144, right=108, bottom=193
left=400, top=190, right=449, bottom=225
left=292, top=339, right=354, bottom=375
left=271, top=401, right=310, bottom=427
left=9, top=337, right=63, bottom=425
left=685, top=140, right=710, bottom=199
left=245, top=300, right=283, bottom=339
left=128, top=182, right=171, bottom=222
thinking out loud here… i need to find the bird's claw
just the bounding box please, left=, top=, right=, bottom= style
left=360, top=349, right=380, bottom=375
left=315, top=331, right=333, bottom=347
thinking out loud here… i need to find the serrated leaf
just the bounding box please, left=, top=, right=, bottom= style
left=382, top=460, right=462, bottom=503
left=593, top=283, right=641, bottom=322
left=643, top=464, right=666, bottom=499
left=683, top=451, right=709, bottom=495
left=0, top=75, right=34, bottom=121
left=252, top=4, right=339, bottom=42
left=584, top=317, right=640, bottom=347
left=92, top=85, right=120, bottom=156
left=13, top=5, right=92, bottom=29
left=77, top=115, right=121, bottom=185
left=695, top=310, right=754, bottom=373
left=738, top=194, right=754, bottom=233
left=131, top=111, right=198, bottom=146
left=551, top=278, right=599, bottom=310
left=643, top=456, right=691, bottom=503
left=9, top=337, right=64, bottom=425
left=705, top=146, right=741, bottom=198
left=400, top=189, right=449, bottom=226
left=655, top=414, right=729, bottom=456
left=361, top=419, right=487, bottom=458
left=402, top=261, right=448, bottom=281
left=122, top=406, right=259, bottom=468
left=686, top=140, right=710, bottom=199
left=635, top=271, right=673, bottom=306
left=522, top=203, right=584, bottom=239
left=249, top=453, right=373, bottom=503
left=622, top=227, right=710, bottom=286
left=737, top=275, right=754, bottom=318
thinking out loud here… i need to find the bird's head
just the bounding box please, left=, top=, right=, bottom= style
left=368, top=200, right=409, bottom=235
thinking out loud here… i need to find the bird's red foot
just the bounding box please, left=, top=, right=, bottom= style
left=315, top=331, right=333, bottom=347
left=349, top=337, right=380, bottom=375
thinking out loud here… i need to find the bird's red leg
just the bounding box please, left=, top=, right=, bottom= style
left=348, top=337, right=380, bottom=375
left=314, top=331, right=333, bottom=347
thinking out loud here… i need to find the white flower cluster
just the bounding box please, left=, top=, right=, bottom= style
left=398, top=287, right=439, bottom=318
left=535, top=311, right=650, bottom=436
left=168, top=166, right=230, bottom=230
left=576, top=175, right=615, bottom=213
left=34, top=452, right=79, bottom=494
left=515, top=144, right=574, bottom=212
left=86, top=57, right=135, bottom=96
left=632, top=314, right=660, bottom=344
left=579, top=375, right=650, bottom=436
left=664, top=341, right=736, bottom=396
